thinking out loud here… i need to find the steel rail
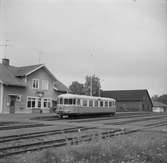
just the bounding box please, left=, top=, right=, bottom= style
left=0, top=127, right=96, bottom=143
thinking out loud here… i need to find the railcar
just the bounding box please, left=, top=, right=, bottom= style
left=56, top=94, right=116, bottom=118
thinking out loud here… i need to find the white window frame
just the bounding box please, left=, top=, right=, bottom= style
left=32, top=79, right=39, bottom=89
left=27, top=96, right=36, bottom=109
left=43, top=98, right=52, bottom=108
left=42, top=80, right=49, bottom=90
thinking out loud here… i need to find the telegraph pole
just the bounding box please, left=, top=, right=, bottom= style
left=0, top=40, right=10, bottom=58
left=90, top=75, right=92, bottom=96
left=90, top=53, right=94, bottom=96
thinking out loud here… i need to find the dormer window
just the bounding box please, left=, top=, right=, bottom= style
left=32, top=79, right=39, bottom=89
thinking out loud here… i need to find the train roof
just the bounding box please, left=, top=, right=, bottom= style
left=58, top=93, right=115, bottom=101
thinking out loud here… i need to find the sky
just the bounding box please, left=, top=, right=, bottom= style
left=0, top=0, right=167, bottom=96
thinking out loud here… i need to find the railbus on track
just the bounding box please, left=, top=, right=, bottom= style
left=56, top=94, right=116, bottom=118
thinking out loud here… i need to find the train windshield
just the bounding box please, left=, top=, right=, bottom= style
left=63, top=98, right=76, bottom=105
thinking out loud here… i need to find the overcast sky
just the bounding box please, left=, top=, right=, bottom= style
left=0, top=0, right=167, bottom=96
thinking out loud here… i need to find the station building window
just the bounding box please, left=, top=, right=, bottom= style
left=42, top=80, right=49, bottom=90
left=44, top=98, right=51, bottom=108
left=27, top=97, right=36, bottom=108
left=32, top=79, right=39, bottom=89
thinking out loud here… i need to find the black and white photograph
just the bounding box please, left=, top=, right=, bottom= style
left=0, top=0, right=167, bottom=162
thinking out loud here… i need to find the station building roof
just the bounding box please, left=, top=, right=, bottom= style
left=0, top=59, right=68, bottom=92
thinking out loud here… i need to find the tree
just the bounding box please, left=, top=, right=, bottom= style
left=151, top=94, right=167, bottom=105
left=151, top=95, right=159, bottom=101
left=69, top=81, right=85, bottom=95
left=157, top=95, right=167, bottom=105
left=84, top=75, right=101, bottom=96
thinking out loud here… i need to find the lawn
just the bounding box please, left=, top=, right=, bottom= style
left=1, top=130, right=167, bottom=163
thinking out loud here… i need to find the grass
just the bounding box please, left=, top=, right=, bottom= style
left=1, top=131, right=167, bottom=163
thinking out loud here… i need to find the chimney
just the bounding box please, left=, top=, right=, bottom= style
left=2, top=58, right=10, bottom=66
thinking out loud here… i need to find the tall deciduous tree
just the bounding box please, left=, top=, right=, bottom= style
left=151, top=95, right=159, bottom=101
left=69, top=81, right=85, bottom=95
left=84, top=75, right=101, bottom=96
left=152, top=94, right=167, bottom=105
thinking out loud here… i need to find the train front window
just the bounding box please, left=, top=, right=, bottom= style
left=69, top=99, right=73, bottom=105
left=64, top=99, right=69, bottom=105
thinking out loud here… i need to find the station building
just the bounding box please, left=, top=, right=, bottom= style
left=0, top=58, right=68, bottom=113
left=101, top=89, right=153, bottom=112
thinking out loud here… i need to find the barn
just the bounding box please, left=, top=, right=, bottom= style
left=101, top=89, right=153, bottom=112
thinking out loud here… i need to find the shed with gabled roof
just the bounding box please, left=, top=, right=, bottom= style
left=101, top=89, right=153, bottom=112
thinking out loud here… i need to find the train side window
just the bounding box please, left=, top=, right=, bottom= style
left=82, top=100, right=87, bottom=107
left=69, top=99, right=73, bottom=105
left=109, top=101, right=112, bottom=107
left=89, top=100, right=93, bottom=107
left=105, top=101, right=108, bottom=107
left=95, top=100, right=98, bottom=107
left=77, top=99, right=80, bottom=106
left=100, top=101, right=103, bottom=107
left=73, top=99, right=76, bottom=105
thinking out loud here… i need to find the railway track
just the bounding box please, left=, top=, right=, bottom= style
left=0, top=126, right=96, bottom=143
left=144, top=120, right=167, bottom=127
left=0, top=121, right=19, bottom=126
left=0, top=113, right=167, bottom=158
left=0, top=123, right=51, bottom=131
left=0, top=128, right=134, bottom=158
left=104, top=115, right=167, bottom=125
left=69, top=113, right=166, bottom=123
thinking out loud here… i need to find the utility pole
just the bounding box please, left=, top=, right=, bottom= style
left=90, top=53, right=94, bottom=96
left=0, top=40, right=10, bottom=58
left=90, top=75, right=92, bottom=96
left=98, top=80, right=101, bottom=97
